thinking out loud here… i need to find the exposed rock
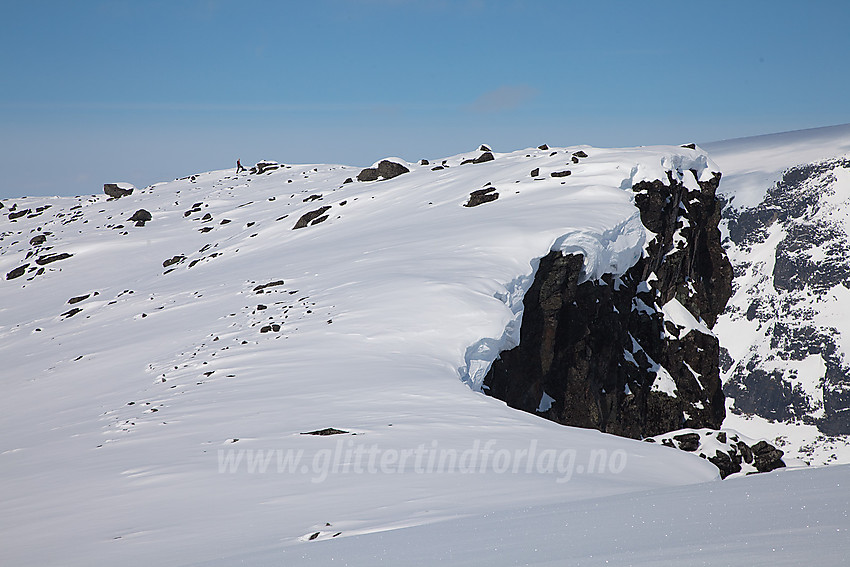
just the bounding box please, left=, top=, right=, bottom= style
left=538, top=144, right=549, bottom=150
left=301, top=428, right=349, bottom=436
left=461, top=152, right=495, bottom=165
left=253, top=280, right=285, bottom=292
left=530, top=168, right=540, bottom=177
left=551, top=170, right=571, bottom=178
left=672, top=432, right=701, bottom=451
left=357, top=168, right=380, bottom=182
left=162, top=255, right=186, bottom=268
left=29, top=234, right=47, bottom=246
left=104, top=183, right=134, bottom=199
left=6, top=264, right=28, bottom=280
left=293, top=206, right=332, bottom=229
left=128, top=209, right=152, bottom=227
left=721, top=157, right=850, bottom=435
left=68, top=294, right=91, bottom=304
left=357, top=160, right=410, bottom=182
left=647, top=428, right=785, bottom=479
left=251, top=161, right=281, bottom=174
left=479, top=145, right=491, bottom=152
left=36, top=253, right=73, bottom=266
left=751, top=440, right=786, bottom=473
left=572, top=150, right=588, bottom=158
left=8, top=209, right=30, bottom=220
left=484, top=169, right=731, bottom=438
left=464, top=187, right=499, bottom=207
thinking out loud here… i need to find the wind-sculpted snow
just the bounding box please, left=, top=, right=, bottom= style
left=2, top=145, right=725, bottom=566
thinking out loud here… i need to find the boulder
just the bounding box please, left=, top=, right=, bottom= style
left=104, top=183, right=134, bottom=199
left=293, top=206, right=332, bottom=229
left=128, top=209, right=152, bottom=227
left=6, top=264, right=28, bottom=280
left=252, top=160, right=281, bottom=175
left=464, top=187, right=499, bottom=207
left=673, top=432, right=701, bottom=451
left=462, top=152, right=495, bottom=165
left=357, top=160, right=410, bottom=182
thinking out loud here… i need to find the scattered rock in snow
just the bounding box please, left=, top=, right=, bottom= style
left=36, top=252, right=73, bottom=266
left=253, top=280, right=285, bottom=293
left=293, top=206, right=332, bottom=229
left=301, top=428, right=349, bottom=436
left=163, top=255, right=186, bottom=269
left=464, top=187, right=499, bottom=207
left=103, top=183, right=134, bottom=199
left=128, top=209, right=152, bottom=226
left=357, top=160, right=410, bottom=182
left=6, top=264, right=29, bottom=280
left=646, top=428, right=786, bottom=479
left=251, top=161, right=281, bottom=175
left=461, top=152, right=495, bottom=165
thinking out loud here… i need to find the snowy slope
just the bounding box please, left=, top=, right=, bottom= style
left=0, top=146, right=725, bottom=566
left=221, top=464, right=850, bottom=567
left=705, top=124, right=850, bottom=465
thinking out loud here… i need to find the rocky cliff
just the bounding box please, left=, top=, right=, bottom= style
left=719, top=156, right=850, bottom=437
left=484, top=164, right=733, bottom=439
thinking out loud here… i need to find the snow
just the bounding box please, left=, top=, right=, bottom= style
left=194, top=464, right=850, bottom=566
left=708, top=122, right=850, bottom=469
left=2, top=138, right=848, bottom=565
left=704, top=123, right=850, bottom=208
left=662, top=296, right=712, bottom=337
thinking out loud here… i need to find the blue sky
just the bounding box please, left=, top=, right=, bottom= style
left=1, top=0, right=848, bottom=199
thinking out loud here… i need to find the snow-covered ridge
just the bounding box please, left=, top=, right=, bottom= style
left=1, top=144, right=723, bottom=566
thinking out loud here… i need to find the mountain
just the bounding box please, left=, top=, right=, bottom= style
left=704, top=124, right=850, bottom=466
left=1, top=138, right=848, bottom=565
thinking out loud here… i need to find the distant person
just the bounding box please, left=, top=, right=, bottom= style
left=236, top=159, right=246, bottom=173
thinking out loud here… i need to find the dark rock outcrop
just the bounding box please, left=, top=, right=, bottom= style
left=722, top=157, right=850, bottom=435
left=128, top=209, right=152, bottom=227
left=357, top=160, right=410, bottom=182
left=251, top=161, right=281, bottom=175
left=36, top=252, right=73, bottom=266
left=483, top=169, right=732, bottom=438
left=461, top=152, right=495, bottom=165
left=104, top=183, right=133, bottom=199
left=647, top=428, right=785, bottom=478
left=6, top=264, right=28, bottom=280
left=464, top=187, right=499, bottom=207
left=293, top=206, right=332, bottom=229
